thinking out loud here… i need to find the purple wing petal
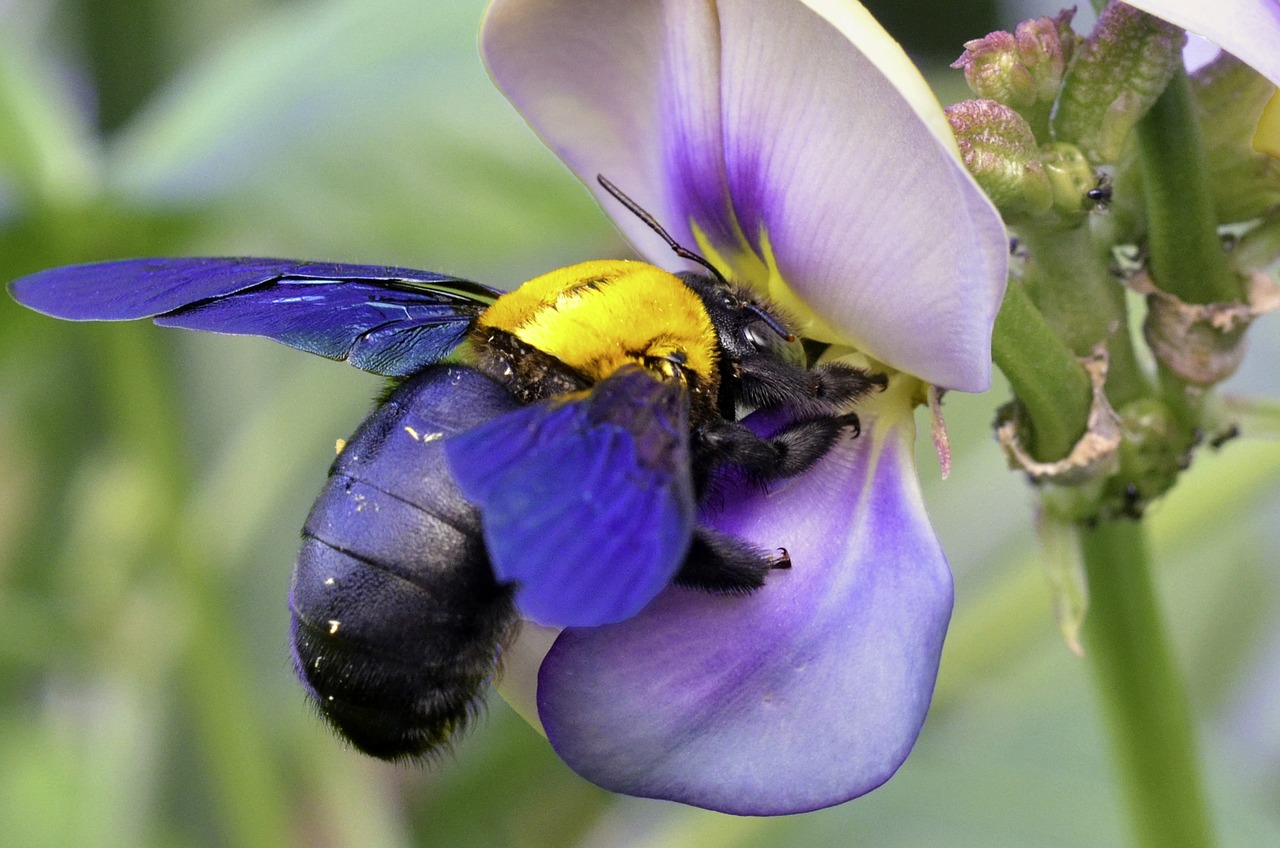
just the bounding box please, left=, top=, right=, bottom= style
left=446, top=368, right=695, bottom=627
left=9, top=258, right=501, bottom=376
left=535, top=399, right=951, bottom=814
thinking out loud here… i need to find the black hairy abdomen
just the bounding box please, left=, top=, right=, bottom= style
left=289, top=365, right=520, bottom=759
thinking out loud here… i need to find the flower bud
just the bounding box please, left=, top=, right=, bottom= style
left=946, top=98, right=1052, bottom=219
left=1053, top=3, right=1186, bottom=163
left=1041, top=142, right=1098, bottom=224
left=952, top=10, right=1077, bottom=113
left=1101, top=397, right=1190, bottom=517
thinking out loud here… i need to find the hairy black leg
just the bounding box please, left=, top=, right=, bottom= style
left=695, top=412, right=861, bottom=483
left=736, top=357, right=886, bottom=417
left=674, top=526, right=790, bottom=594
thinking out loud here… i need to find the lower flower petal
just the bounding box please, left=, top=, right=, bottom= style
left=536, top=384, right=952, bottom=814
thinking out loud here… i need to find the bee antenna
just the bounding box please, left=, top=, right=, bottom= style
left=596, top=174, right=732, bottom=288
left=745, top=303, right=795, bottom=343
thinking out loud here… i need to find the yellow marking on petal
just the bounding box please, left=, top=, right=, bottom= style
left=1253, top=88, right=1280, bottom=159
left=328, top=620, right=340, bottom=635
left=422, top=431, right=443, bottom=443
left=819, top=345, right=922, bottom=490
left=862, top=370, right=922, bottom=434
left=689, top=219, right=768, bottom=288
left=755, top=230, right=848, bottom=345
left=675, top=179, right=851, bottom=345
left=404, top=426, right=420, bottom=441
left=334, top=438, right=346, bottom=455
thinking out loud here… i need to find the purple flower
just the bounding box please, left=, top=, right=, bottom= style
left=481, top=0, right=1007, bottom=814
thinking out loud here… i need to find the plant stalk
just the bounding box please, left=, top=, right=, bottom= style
left=992, top=280, right=1093, bottom=462
left=1080, top=518, right=1216, bottom=848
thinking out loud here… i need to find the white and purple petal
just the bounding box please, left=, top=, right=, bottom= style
left=535, top=379, right=952, bottom=815
left=482, top=0, right=1008, bottom=391
left=1124, top=0, right=1280, bottom=87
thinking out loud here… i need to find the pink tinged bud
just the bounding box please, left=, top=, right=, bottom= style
left=952, top=10, right=1078, bottom=110
left=946, top=99, right=1052, bottom=218
left=954, top=31, right=1039, bottom=109
left=1122, top=0, right=1280, bottom=89
left=1013, top=9, right=1079, bottom=104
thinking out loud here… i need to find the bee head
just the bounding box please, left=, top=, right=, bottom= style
left=677, top=273, right=806, bottom=371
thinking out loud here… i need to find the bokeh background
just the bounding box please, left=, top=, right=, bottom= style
left=1, top=1, right=1277, bottom=846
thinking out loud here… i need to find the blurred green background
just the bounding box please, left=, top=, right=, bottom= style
left=1, top=1, right=1277, bottom=846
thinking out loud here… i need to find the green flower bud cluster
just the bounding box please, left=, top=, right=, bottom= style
left=947, top=10, right=1094, bottom=227
left=951, top=9, right=1078, bottom=135
left=953, top=2, right=1280, bottom=531
left=1102, top=397, right=1192, bottom=518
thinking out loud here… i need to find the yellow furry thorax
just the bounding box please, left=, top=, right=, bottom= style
left=476, top=259, right=720, bottom=386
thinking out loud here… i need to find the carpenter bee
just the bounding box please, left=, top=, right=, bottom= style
left=8, top=177, right=882, bottom=760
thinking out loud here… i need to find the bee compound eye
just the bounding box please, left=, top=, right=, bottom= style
left=743, top=318, right=807, bottom=367
left=743, top=320, right=775, bottom=351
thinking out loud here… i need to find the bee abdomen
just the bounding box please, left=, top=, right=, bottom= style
left=290, top=530, right=514, bottom=758
left=288, top=366, right=520, bottom=759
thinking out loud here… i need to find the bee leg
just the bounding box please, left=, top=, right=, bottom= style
left=698, top=413, right=861, bottom=482
left=674, top=526, right=788, bottom=594
left=808, top=363, right=888, bottom=406
left=736, top=357, right=885, bottom=417
left=762, top=413, right=864, bottom=478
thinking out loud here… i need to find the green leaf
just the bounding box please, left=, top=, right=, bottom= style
left=0, top=30, right=99, bottom=207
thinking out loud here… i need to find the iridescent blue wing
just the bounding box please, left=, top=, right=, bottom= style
left=8, top=257, right=503, bottom=376
left=444, top=367, right=695, bottom=628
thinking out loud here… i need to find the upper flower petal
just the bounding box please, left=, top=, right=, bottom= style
left=482, top=0, right=1008, bottom=391
left=1124, top=0, right=1280, bottom=87
left=535, top=374, right=953, bottom=815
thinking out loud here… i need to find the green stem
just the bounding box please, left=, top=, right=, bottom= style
left=1080, top=519, right=1216, bottom=848
left=1135, top=68, right=1241, bottom=305
left=1017, top=223, right=1148, bottom=408
left=1019, top=225, right=1117, bottom=355
left=992, top=280, right=1093, bottom=461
